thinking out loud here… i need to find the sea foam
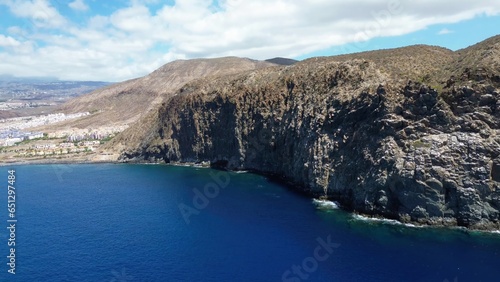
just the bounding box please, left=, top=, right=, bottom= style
left=350, top=214, right=420, bottom=228
left=312, top=199, right=340, bottom=210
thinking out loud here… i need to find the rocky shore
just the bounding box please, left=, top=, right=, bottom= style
left=120, top=36, right=500, bottom=230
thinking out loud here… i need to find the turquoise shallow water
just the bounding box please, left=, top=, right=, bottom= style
left=0, top=164, right=499, bottom=281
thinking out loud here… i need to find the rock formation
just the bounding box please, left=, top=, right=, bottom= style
left=120, top=36, right=500, bottom=230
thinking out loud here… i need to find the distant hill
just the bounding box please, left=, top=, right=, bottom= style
left=323, top=44, right=456, bottom=84
left=442, top=34, right=500, bottom=86
left=0, top=75, right=59, bottom=82
left=265, top=57, right=299, bottom=66
left=35, top=57, right=275, bottom=153
left=0, top=80, right=111, bottom=101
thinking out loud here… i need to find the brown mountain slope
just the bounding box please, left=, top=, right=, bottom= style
left=441, top=34, right=500, bottom=86
left=321, top=44, right=456, bottom=84
left=49, top=57, right=275, bottom=130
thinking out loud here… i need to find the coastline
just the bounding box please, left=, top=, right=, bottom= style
left=4, top=155, right=500, bottom=233
left=0, top=157, right=117, bottom=167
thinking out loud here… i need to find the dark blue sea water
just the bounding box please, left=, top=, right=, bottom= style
left=0, top=164, right=499, bottom=281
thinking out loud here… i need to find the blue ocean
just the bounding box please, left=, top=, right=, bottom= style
left=1, top=164, right=499, bottom=281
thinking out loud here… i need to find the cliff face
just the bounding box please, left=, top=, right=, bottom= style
left=122, top=37, right=500, bottom=230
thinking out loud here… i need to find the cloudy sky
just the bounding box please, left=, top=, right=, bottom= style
left=0, top=0, right=499, bottom=82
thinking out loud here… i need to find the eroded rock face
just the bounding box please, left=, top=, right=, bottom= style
left=122, top=41, right=500, bottom=230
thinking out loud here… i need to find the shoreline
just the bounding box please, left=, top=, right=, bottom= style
left=0, top=158, right=118, bottom=167
left=313, top=198, right=500, bottom=236
left=3, top=156, right=500, bottom=233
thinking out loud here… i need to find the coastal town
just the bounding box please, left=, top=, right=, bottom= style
left=0, top=112, right=90, bottom=130
left=11, top=140, right=102, bottom=157
left=0, top=112, right=122, bottom=160
left=0, top=101, right=55, bottom=111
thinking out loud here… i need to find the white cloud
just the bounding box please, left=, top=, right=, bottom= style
left=2, top=0, right=67, bottom=28
left=0, top=0, right=500, bottom=81
left=0, top=34, right=21, bottom=47
left=110, top=5, right=155, bottom=33
left=438, top=28, right=454, bottom=35
left=69, top=0, right=88, bottom=12
left=6, top=26, right=24, bottom=35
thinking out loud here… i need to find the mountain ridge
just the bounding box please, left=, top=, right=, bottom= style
left=265, top=57, right=299, bottom=66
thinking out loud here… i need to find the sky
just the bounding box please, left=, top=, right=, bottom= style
left=0, top=0, right=499, bottom=82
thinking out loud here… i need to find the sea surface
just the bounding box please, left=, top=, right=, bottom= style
left=0, top=164, right=499, bottom=281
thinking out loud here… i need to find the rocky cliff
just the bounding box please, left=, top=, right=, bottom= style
left=122, top=36, right=500, bottom=230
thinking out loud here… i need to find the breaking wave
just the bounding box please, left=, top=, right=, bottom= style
left=312, top=199, right=340, bottom=210
left=350, top=214, right=421, bottom=228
